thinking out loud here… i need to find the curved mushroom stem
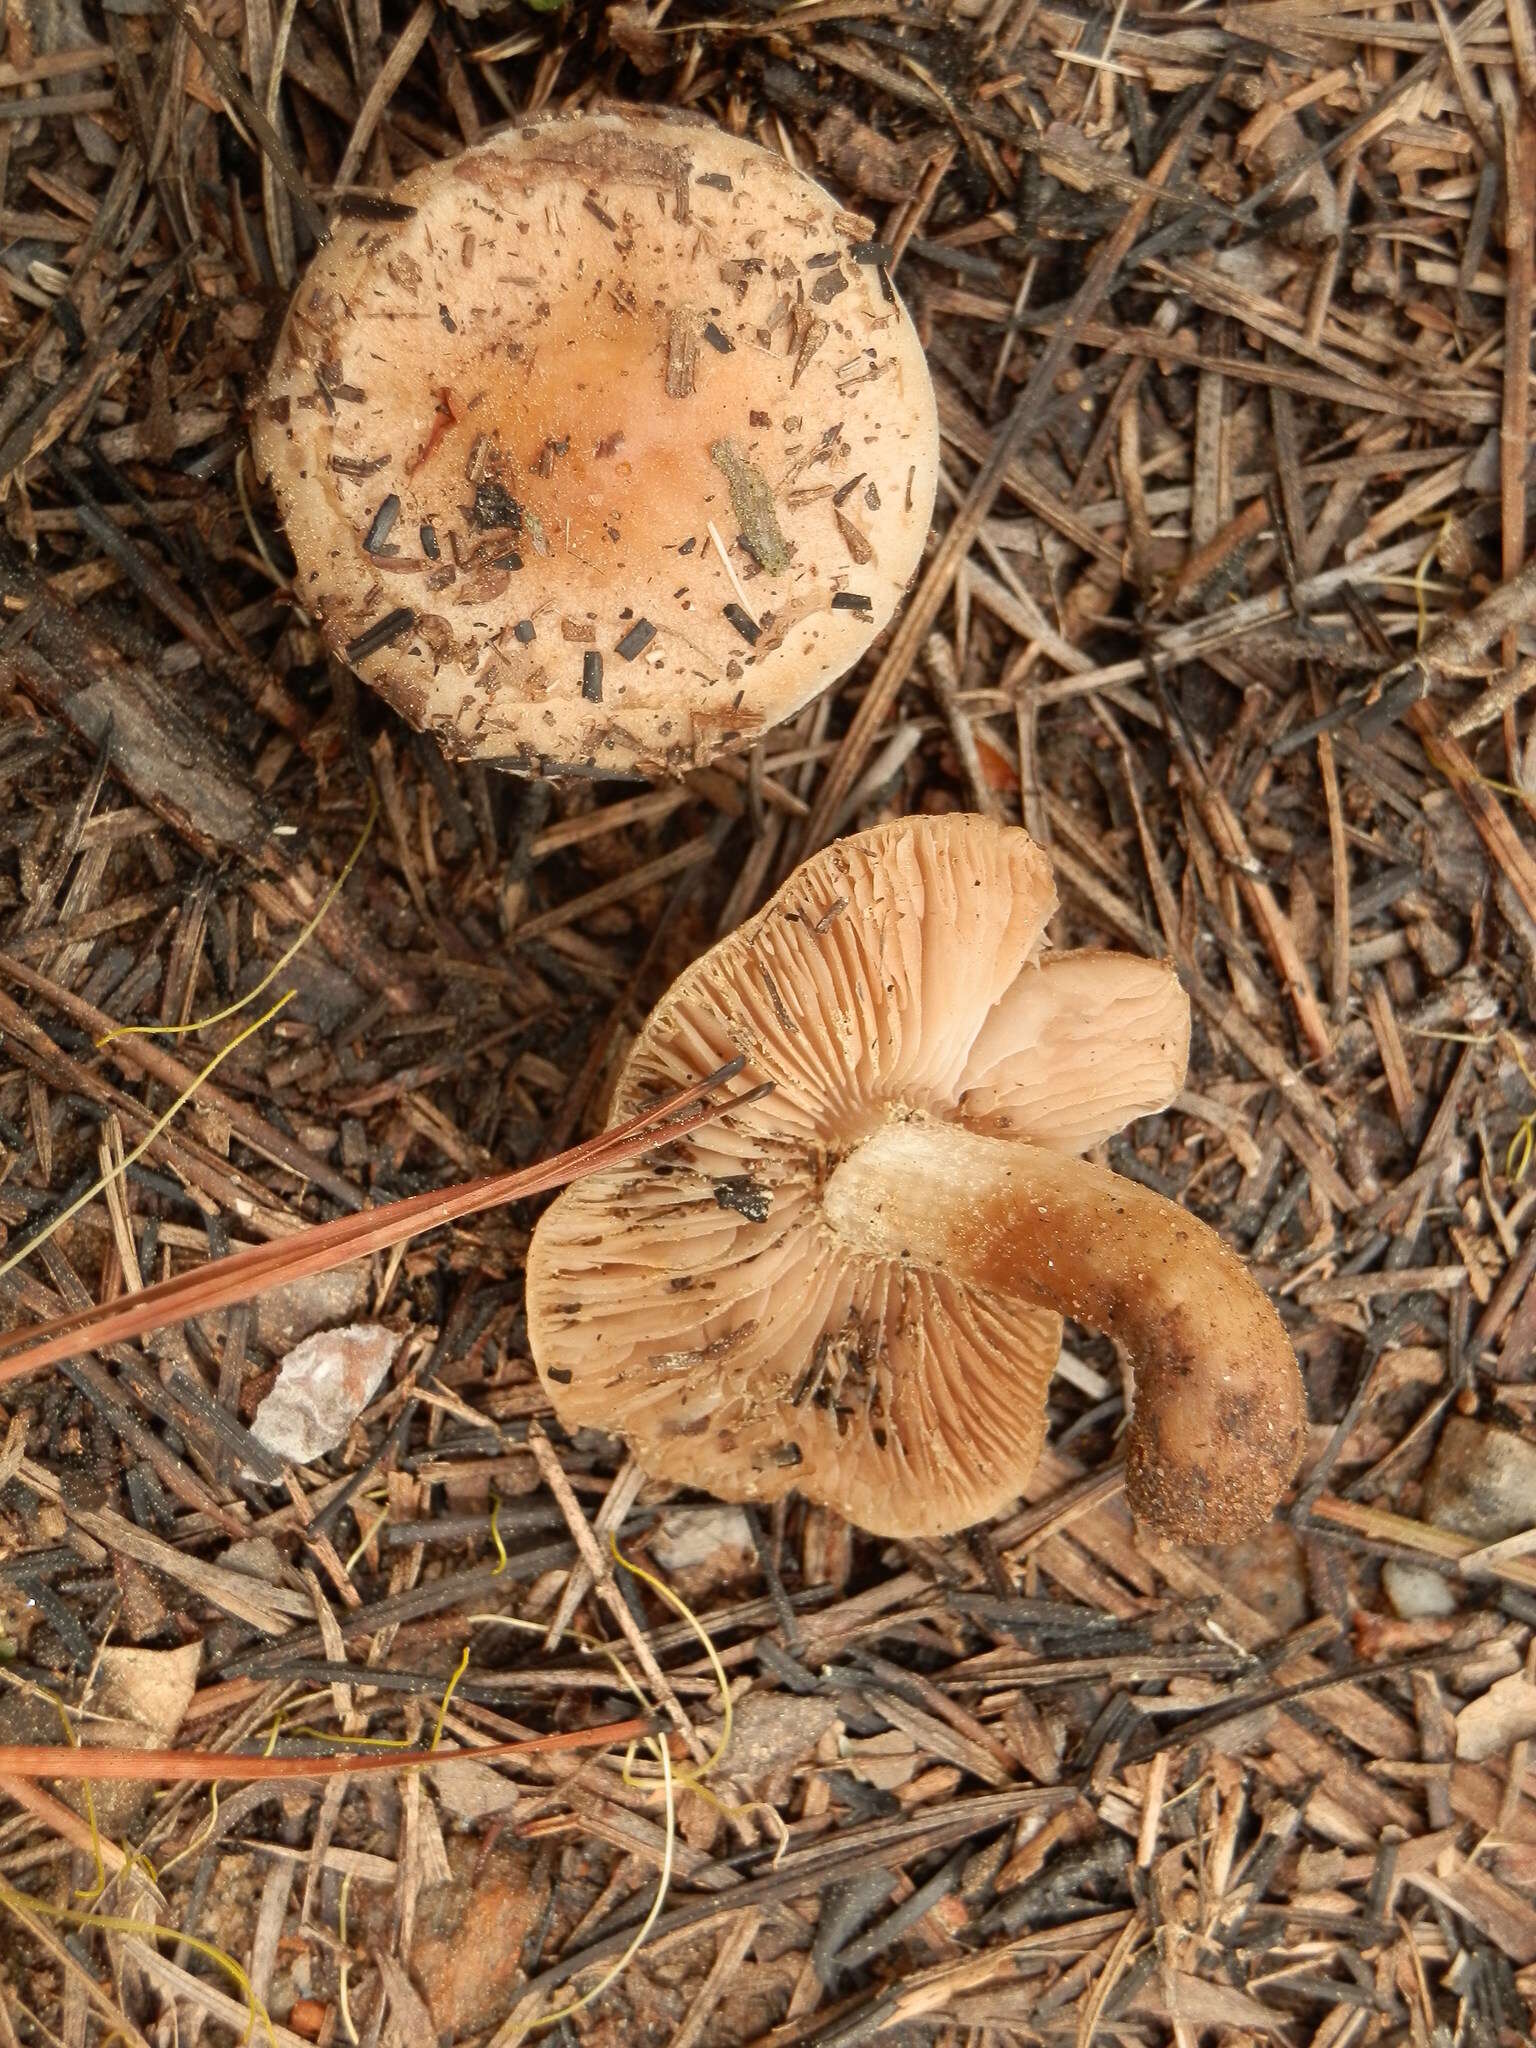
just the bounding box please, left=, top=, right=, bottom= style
left=823, top=1119, right=1305, bottom=1543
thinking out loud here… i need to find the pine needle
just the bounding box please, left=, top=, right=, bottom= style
left=0, top=989, right=296, bottom=1289
left=0, top=1715, right=655, bottom=1784
left=0, top=1879, right=277, bottom=2048
left=612, top=1533, right=733, bottom=1783
left=513, top=1721, right=675, bottom=2042
left=96, top=788, right=378, bottom=1047
left=0, top=1063, right=762, bottom=1393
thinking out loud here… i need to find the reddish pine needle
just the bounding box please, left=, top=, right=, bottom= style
left=0, top=1061, right=757, bottom=1391
left=0, top=1070, right=757, bottom=1805
left=0, top=1715, right=656, bottom=1784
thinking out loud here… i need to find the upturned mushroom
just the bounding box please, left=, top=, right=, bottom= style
left=527, top=815, right=1306, bottom=1543
left=253, top=106, right=939, bottom=778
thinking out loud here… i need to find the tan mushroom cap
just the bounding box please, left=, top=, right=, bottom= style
left=526, top=815, right=1304, bottom=1543
left=253, top=106, right=939, bottom=778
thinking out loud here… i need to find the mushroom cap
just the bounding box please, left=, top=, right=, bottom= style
left=526, top=814, right=1191, bottom=1537
left=253, top=106, right=939, bottom=778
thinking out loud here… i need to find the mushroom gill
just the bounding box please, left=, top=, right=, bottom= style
left=526, top=813, right=1306, bottom=1542
left=822, top=1119, right=1306, bottom=1543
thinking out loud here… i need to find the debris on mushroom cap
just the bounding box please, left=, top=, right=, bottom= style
left=252, top=106, right=939, bottom=779
left=527, top=814, right=1304, bottom=1542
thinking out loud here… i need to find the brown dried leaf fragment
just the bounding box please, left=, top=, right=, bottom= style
left=791, top=306, right=830, bottom=387
left=835, top=508, right=874, bottom=566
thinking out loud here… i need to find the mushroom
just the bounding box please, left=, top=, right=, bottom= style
left=526, top=814, right=1306, bottom=1543
left=253, top=106, right=939, bottom=779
